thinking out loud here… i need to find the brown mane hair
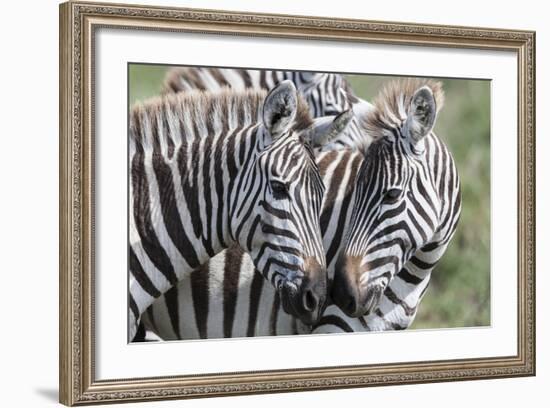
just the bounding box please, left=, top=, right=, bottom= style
left=130, top=87, right=313, bottom=145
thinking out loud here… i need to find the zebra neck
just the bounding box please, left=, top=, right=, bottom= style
left=372, top=241, right=450, bottom=330
left=364, top=267, right=433, bottom=331
left=173, top=127, right=264, bottom=262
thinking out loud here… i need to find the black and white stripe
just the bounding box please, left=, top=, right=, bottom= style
left=163, top=67, right=373, bottom=149
left=140, top=149, right=364, bottom=339
left=138, top=78, right=460, bottom=340
left=326, top=79, right=461, bottom=331
left=128, top=82, right=346, bottom=340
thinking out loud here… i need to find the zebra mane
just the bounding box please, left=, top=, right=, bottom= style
left=130, top=88, right=313, bottom=147
left=359, top=78, right=445, bottom=146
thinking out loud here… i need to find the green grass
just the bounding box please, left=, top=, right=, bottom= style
left=129, top=65, right=491, bottom=329
left=129, top=64, right=169, bottom=105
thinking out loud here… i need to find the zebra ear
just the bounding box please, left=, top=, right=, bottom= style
left=306, top=109, right=353, bottom=148
left=404, top=86, right=437, bottom=143
left=262, top=80, right=298, bottom=140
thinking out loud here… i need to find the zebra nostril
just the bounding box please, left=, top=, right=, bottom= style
left=345, top=296, right=356, bottom=315
left=303, top=289, right=318, bottom=312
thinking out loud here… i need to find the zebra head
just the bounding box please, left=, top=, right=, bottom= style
left=332, top=79, right=460, bottom=318
left=232, top=80, right=351, bottom=325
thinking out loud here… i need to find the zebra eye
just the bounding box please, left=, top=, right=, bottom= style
left=270, top=180, right=289, bottom=199
left=383, top=188, right=402, bottom=204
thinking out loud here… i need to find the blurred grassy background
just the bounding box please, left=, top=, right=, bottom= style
left=129, top=64, right=491, bottom=329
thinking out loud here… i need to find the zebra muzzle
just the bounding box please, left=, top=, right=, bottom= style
left=332, top=254, right=377, bottom=318
left=278, top=258, right=327, bottom=325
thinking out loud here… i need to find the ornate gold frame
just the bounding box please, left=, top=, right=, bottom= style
left=59, top=1, right=536, bottom=405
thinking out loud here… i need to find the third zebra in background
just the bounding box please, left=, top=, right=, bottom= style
left=163, top=66, right=373, bottom=149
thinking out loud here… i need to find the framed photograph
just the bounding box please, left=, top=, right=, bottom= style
left=59, top=1, right=535, bottom=405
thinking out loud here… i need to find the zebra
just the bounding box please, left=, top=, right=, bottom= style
left=128, top=81, right=351, bottom=341
left=328, top=78, right=462, bottom=331
left=139, top=78, right=460, bottom=340
left=140, top=149, right=364, bottom=339
left=163, top=67, right=373, bottom=149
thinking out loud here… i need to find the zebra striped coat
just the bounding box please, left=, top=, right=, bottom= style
left=163, top=67, right=373, bottom=149
left=141, top=149, right=363, bottom=339
left=140, top=78, right=461, bottom=340
left=128, top=82, right=347, bottom=341
left=329, top=79, right=461, bottom=331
